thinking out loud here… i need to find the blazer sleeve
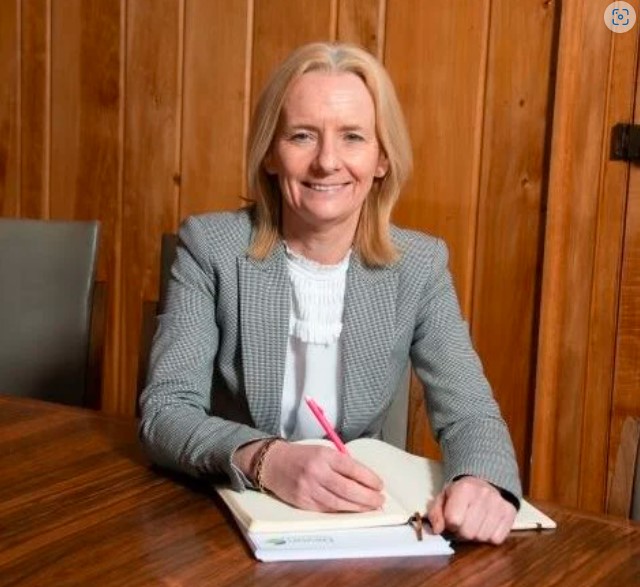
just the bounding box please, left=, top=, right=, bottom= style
left=409, top=238, right=523, bottom=501
left=138, top=216, right=272, bottom=490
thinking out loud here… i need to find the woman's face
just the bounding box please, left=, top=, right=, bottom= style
left=265, top=71, right=388, bottom=237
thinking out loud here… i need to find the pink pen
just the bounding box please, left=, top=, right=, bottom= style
left=304, top=396, right=350, bottom=455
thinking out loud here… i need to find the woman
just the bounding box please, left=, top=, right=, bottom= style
left=140, top=42, right=521, bottom=545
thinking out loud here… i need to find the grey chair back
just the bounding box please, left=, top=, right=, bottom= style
left=0, top=218, right=100, bottom=406
left=158, top=233, right=178, bottom=315
left=138, top=233, right=178, bottom=399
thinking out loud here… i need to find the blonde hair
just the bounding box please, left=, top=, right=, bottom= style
left=246, top=42, right=412, bottom=266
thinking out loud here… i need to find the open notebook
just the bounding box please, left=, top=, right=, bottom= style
left=216, top=438, right=556, bottom=536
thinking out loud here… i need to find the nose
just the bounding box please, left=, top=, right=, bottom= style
left=313, top=137, right=341, bottom=173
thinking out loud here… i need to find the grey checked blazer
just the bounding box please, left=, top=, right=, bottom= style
left=139, top=209, right=522, bottom=499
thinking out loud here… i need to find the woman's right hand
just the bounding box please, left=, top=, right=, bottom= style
left=233, top=439, right=385, bottom=512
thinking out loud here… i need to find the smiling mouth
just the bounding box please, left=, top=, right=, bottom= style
left=302, top=182, right=350, bottom=192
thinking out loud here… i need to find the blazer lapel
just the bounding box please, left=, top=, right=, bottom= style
left=238, top=243, right=289, bottom=435
left=340, top=254, right=398, bottom=437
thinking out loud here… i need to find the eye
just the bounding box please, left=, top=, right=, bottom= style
left=344, top=132, right=365, bottom=142
left=288, top=131, right=314, bottom=143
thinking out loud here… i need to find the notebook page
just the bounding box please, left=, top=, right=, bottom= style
left=347, top=439, right=556, bottom=531
left=346, top=438, right=444, bottom=514
left=513, top=499, right=557, bottom=530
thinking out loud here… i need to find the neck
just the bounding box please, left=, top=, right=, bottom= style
left=283, top=220, right=357, bottom=265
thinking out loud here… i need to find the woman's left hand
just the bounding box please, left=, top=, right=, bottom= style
left=427, top=476, right=516, bottom=544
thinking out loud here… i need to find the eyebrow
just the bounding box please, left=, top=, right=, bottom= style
left=281, top=123, right=371, bottom=133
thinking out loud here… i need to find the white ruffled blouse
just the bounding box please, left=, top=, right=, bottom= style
left=279, top=244, right=350, bottom=440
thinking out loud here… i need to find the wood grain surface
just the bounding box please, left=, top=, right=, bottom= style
left=531, top=0, right=640, bottom=513
left=470, top=0, right=555, bottom=485
left=181, top=0, right=249, bottom=217
left=251, top=0, right=334, bottom=114
left=0, top=396, right=638, bottom=587
left=385, top=0, right=491, bottom=462
left=49, top=0, right=123, bottom=412
left=611, top=116, right=640, bottom=493
left=118, top=0, right=181, bottom=415
left=337, top=0, right=385, bottom=57
left=20, top=0, right=48, bottom=219
left=0, top=0, right=19, bottom=217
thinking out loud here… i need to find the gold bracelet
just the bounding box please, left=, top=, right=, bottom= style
left=253, top=438, right=280, bottom=493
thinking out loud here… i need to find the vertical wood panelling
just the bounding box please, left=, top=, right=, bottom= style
left=530, top=0, right=637, bottom=508
left=385, top=0, right=490, bottom=458
left=337, top=0, right=384, bottom=56
left=180, top=0, right=249, bottom=217
left=0, top=1, right=19, bottom=216
left=471, top=0, right=556, bottom=476
left=119, top=0, right=181, bottom=415
left=384, top=0, right=490, bottom=310
left=579, top=19, right=639, bottom=511
left=251, top=0, right=334, bottom=111
left=610, top=105, right=640, bottom=501
left=49, top=0, right=123, bottom=410
left=20, top=0, right=49, bottom=218
left=10, top=0, right=639, bottom=514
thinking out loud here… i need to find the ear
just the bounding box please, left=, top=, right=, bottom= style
left=374, top=151, right=389, bottom=178
left=263, top=151, right=278, bottom=175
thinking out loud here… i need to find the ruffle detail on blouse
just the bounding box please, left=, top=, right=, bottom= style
left=284, top=243, right=350, bottom=345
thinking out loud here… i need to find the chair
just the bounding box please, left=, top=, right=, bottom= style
left=607, top=416, right=640, bottom=521
left=0, top=218, right=101, bottom=407
left=138, top=233, right=177, bottom=396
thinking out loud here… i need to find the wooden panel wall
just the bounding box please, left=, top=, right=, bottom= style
left=0, top=2, right=19, bottom=216
left=470, top=0, right=556, bottom=488
left=531, top=0, right=640, bottom=512
left=387, top=0, right=557, bottom=472
left=119, top=0, right=181, bottom=413
left=609, top=45, right=640, bottom=507
left=612, top=140, right=640, bottom=486
left=0, top=1, right=558, bottom=490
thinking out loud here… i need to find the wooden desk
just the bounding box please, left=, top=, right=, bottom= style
left=0, top=396, right=638, bottom=586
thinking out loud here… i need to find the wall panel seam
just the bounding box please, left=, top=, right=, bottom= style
left=45, top=0, right=52, bottom=219
left=174, top=0, right=185, bottom=225
left=330, top=0, right=338, bottom=42
left=242, top=0, right=255, bottom=199
left=16, top=0, right=22, bottom=216
left=602, top=18, right=640, bottom=507
left=114, top=0, right=127, bottom=407
left=576, top=25, right=616, bottom=509
left=377, top=0, right=387, bottom=62
left=467, top=0, right=492, bottom=324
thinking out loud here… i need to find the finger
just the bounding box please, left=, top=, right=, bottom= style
left=444, top=478, right=517, bottom=543
left=471, top=507, right=498, bottom=543
left=329, top=453, right=384, bottom=491
left=270, top=446, right=383, bottom=511
left=440, top=484, right=473, bottom=532
left=426, top=491, right=446, bottom=534
left=321, top=465, right=385, bottom=510
left=454, top=502, right=487, bottom=541
left=311, top=482, right=380, bottom=513
left=488, top=516, right=512, bottom=545
left=487, top=501, right=517, bottom=544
